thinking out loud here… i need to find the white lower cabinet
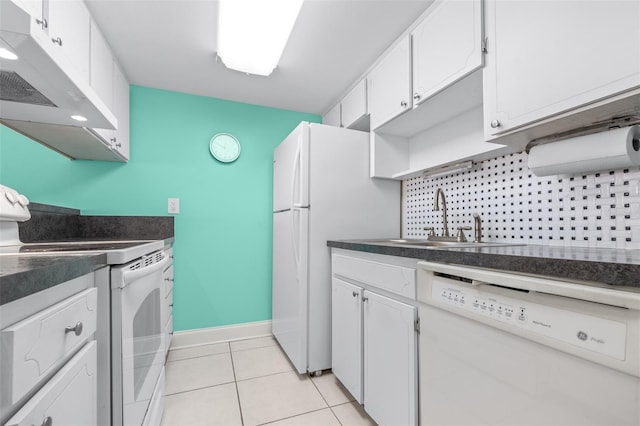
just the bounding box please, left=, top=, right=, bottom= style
left=0, top=272, right=99, bottom=425
left=363, top=291, right=417, bottom=426
left=331, top=278, right=363, bottom=402
left=5, top=341, right=97, bottom=426
left=331, top=250, right=418, bottom=426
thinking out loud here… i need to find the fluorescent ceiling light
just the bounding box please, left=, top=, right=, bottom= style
left=71, top=115, right=87, bottom=122
left=217, top=0, right=303, bottom=76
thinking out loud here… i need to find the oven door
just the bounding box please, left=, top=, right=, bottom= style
left=111, top=251, right=170, bottom=426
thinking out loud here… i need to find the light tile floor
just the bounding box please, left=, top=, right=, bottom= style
left=161, top=336, right=377, bottom=426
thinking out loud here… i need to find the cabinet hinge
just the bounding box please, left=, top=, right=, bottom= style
left=414, top=317, right=420, bottom=334
left=481, top=37, right=488, bottom=54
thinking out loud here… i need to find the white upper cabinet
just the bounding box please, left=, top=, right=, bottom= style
left=369, top=34, right=412, bottom=130
left=322, top=103, right=341, bottom=127
left=483, top=0, right=640, bottom=142
left=111, top=62, right=130, bottom=160
left=12, top=0, right=42, bottom=18
left=90, top=20, right=113, bottom=110
left=412, top=0, right=483, bottom=105
left=46, top=0, right=91, bottom=83
left=341, top=79, right=368, bottom=130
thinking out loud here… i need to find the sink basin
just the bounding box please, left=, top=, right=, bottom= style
left=367, top=239, right=521, bottom=248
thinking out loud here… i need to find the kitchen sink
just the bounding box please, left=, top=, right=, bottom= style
left=366, top=239, right=522, bottom=248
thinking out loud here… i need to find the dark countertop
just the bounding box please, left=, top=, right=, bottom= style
left=0, top=253, right=108, bottom=305
left=2, top=200, right=176, bottom=307
left=328, top=240, right=640, bottom=289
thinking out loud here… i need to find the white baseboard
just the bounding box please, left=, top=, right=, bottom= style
left=170, top=320, right=273, bottom=350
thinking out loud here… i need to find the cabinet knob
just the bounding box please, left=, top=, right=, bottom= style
left=400, top=101, right=407, bottom=108
left=490, top=119, right=501, bottom=128
left=51, top=37, right=62, bottom=46
left=41, top=416, right=53, bottom=426
left=64, top=322, right=83, bottom=336
left=352, top=291, right=358, bottom=298
left=115, top=143, right=122, bottom=148
left=362, top=296, right=369, bottom=302
left=413, top=93, right=421, bottom=101
left=169, top=303, right=174, bottom=307
left=35, top=18, right=48, bottom=29
left=165, top=277, right=174, bottom=282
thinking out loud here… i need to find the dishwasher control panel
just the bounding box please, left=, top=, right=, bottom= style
left=432, top=277, right=627, bottom=360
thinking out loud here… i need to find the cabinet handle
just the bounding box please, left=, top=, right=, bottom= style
left=165, top=278, right=174, bottom=282
left=352, top=291, right=358, bottom=298
left=490, top=119, right=501, bottom=128
left=400, top=101, right=407, bottom=108
left=64, top=322, right=83, bottom=336
left=115, top=143, right=122, bottom=148
left=169, top=304, right=174, bottom=307
left=362, top=296, right=369, bottom=302
left=35, top=18, right=48, bottom=29
left=110, top=137, right=117, bottom=143
left=41, top=416, right=53, bottom=426
left=51, top=37, right=62, bottom=46
left=413, top=93, right=421, bottom=101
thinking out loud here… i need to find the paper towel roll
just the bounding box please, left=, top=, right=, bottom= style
left=528, top=125, right=640, bottom=177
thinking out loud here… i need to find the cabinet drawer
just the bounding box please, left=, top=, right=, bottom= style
left=332, top=254, right=416, bottom=299
left=5, top=341, right=97, bottom=426
left=1, top=288, right=97, bottom=405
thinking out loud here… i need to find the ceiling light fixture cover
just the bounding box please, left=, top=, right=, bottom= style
left=217, top=0, right=303, bottom=76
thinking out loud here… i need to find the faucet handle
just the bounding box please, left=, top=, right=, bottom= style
left=423, top=226, right=435, bottom=237
left=456, top=226, right=472, bottom=242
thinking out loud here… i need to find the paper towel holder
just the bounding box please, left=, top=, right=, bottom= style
left=525, top=114, right=640, bottom=153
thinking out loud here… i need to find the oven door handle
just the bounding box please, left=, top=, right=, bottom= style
left=123, top=254, right=171, bottom=285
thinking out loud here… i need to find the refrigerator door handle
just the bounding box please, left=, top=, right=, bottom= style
left=290, top=142, right=301, bottom=208
left=291, top=207, right=301, bottom=279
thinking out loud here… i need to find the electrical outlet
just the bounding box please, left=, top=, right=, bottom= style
left=168, top=198, right=180, bottom=214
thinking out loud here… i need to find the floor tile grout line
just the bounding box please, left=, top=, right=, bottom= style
left=255, top=406, right=338, bottom=426
left=166, top=351, right=231, bottom=364
left=229, top=344, right=246, bottom=426
left=164, top=380, right=236, bottom=398
left=234, top=368, right=297, bottom=383
left=309, top=372, right=332, bottom=408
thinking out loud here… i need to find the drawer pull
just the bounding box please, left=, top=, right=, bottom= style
left=64, top=322, right=83, bottom=336
left=41, top=416, right=53, bottom=426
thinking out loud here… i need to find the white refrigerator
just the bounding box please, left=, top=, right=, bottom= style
left=272, top=122, right=400, bottom=374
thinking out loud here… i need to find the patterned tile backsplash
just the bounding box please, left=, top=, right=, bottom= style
left=403, top=151, right=640, bottom=249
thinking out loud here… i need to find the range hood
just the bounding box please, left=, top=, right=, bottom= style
left=0, top=0, right=116, bottom=131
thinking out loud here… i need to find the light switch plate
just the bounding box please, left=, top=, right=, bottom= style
left=168, top=198, right=180, bottom=214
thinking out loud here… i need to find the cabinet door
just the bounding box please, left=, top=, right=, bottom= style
left=323, top=103, right=341, bottom=127
left=331, top=278, right=363, bottom=403
left=412, top=0, right=483, bottom=105
left=5, top=342, right=97, bottom=426
left=341, top=79, right=367, bottom=129
left=111, top=62, right=130, bottom=160
left=363, top=290, right=417, bottom=426
left=369, top=34, right=412, bottom=130
left=484, top=0, right=640, bottom=137
left=90, top=20, right=113, bottom=110
left=46, top=0, right=91, bottom=83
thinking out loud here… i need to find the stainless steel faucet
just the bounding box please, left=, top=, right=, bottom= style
left=473, top=213, right=482, bottom=242
left=434, top=188, right=449, bottom=237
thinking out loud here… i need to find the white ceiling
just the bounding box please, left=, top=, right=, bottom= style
left=85, top=0, right=432, bottom=115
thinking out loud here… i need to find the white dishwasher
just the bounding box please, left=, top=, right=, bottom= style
left=417, top=261, right=640, bottom=426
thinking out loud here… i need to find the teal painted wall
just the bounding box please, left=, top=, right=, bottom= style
left=0, top=85, right=320, bottom=331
